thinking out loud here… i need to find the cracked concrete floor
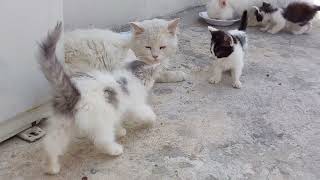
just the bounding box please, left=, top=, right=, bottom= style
left=1, top=6, right=320, bottom=180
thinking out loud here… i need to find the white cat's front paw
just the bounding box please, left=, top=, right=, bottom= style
left=267, top=29, right=277, bottom=34
left=208, top=76, right=221, bottom=84
left=104, top=143, right=123, bottom=156
left=116, top=127, right=126, bottom=138
left=46, top=162, right=60, bottom=175
left=173, top=71, right=187, bottom=82
left=232, top=81, right=242, bottom=89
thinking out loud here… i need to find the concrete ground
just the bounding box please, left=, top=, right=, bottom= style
left=1, top=6, right=320, bottom=180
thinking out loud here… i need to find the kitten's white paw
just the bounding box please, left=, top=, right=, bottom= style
left=104, top=143, right=123, bottom=156
left=143, top=109, right=156, bottom=126
left=267, top=30, right=277, bottom=34
left=116, top=127, right=126, bottom=138
left=208, top=76, right=221, bottom=84
left=138, top=106, right=156, bottom=127
left=46, top=163, right=60, bottom=175
left=260, top=27, right=268, bottom=32
left=173, top=71, right=187, bottom=82
left=232, top=81, right=242, bottom=89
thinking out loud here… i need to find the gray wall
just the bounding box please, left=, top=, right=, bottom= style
left=64, top=0, right=207, bottom=29
left=0, top=0, right=63, bottom=122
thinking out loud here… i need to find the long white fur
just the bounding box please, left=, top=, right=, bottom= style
left=64, top=29, right=131, bottom=73
left=208, top=29, right=246, bottom=89
left=44, top=70, right=155, bottom=175
left=207, top=0, right=235, bottom=20
left=64, top=18, right=186, bottom=90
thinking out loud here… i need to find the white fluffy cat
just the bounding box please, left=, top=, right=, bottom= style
left=208, top=11, right=248, bottom=88
left=206, top=0, right=315, bottom=26
left=39, top=23, right=155, bottom=175
left=207, top=0, right=235, bottom=20
left=64, top=18, right=186, bottom=91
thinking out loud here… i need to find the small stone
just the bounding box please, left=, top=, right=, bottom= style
left=266, top=74, right=270, bottom=77
left=82, top=176, right=88, bottom=180
left=278, top=83, right=282, bottom=86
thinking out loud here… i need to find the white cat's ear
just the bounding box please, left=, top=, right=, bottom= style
left=130, top=22, right=145, bottom=35
left=168, top=18, right=180, bottom=35
left=208, top=26, right=218, bottom=32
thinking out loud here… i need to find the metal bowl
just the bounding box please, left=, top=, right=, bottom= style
left=199, top=11, right=240, bottom=26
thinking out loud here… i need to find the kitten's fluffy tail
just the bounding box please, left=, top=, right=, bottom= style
left=315, top=5, right=320, bottom=11
left=238, top=10, right=248, bottom=31
left=38, top=22, right=80, bottom=114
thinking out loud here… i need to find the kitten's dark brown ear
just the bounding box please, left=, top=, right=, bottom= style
left=262, top=2, right=270, bottom=7
left=130, top=22, right=144, bottom=35
left=168, top=18, right=180, bottom=35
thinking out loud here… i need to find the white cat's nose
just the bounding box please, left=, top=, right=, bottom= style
left=152, top=55, right=158, bottom=59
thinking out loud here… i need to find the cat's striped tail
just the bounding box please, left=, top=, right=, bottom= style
left=38, top=22, right=80, bottom=115
left=238, top=10, right=248, bottom=31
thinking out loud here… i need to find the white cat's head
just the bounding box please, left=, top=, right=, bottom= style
left=129, top=18, right=179, bottom=65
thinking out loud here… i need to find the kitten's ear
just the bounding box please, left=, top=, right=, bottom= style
left=208, top=26, right=218, bottom=32
left=262, top=2, right=270, bottom=7
left=168, top=18, right=180, bottom=35
left=130, top=22, right=145, bottom=35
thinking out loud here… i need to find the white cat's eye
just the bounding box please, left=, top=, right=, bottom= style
left=160, top=46, right=166, bottom=50
left=145, top=46, right=152, bottom=49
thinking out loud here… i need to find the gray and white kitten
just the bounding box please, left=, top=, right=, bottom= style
left=39, top=23, right=155, bottom=175
left=254, top=1, right=320, bottom=34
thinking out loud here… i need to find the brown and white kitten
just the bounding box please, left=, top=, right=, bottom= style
left=208, top=11, right=248, bottom=88
left=254, top=1, right=320, bottom=34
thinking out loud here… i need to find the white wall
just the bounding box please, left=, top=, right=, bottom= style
left=0, top=0, right=63, bottom=122
left=64, top=0, right=206, bottom=29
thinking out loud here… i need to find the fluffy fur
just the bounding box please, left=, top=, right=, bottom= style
left=208, top=11, right=248, bottom=88
left=205, top=0, right=315, bottom=26
left=64, top=18, right=186, bottom=91
left=254, top=2, right=320, bottom=34
left=39, top=23, right=155, bottom=175
left=207, top=0, right=235, bottom=20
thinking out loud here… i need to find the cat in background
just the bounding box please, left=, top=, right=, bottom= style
left=254, top=1, right=320, bottom=34
left=64, top=18, right=186, bottom=91
left=39, top=23, right=155, bottom=175
left=208, top=11, right=248, bottom=88
left=206, top=0, right=316, bottom=26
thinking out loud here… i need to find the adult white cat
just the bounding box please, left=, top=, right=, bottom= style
left=206, top=0, right=315, bottom=26
left=64, top=18, right=186, bottom=91
left=39, top=23, right=155, bottom=175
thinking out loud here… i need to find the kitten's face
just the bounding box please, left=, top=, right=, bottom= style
left=129, top=18, right=179, bottom=65
left=208, top=26, right=234, bottom=59
left=254, top=2, right=277, bottom=23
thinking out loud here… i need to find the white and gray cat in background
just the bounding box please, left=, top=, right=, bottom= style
left=39, top=23, right=155, bottom=175
left=64, top=18, right=186, bottom=91
left=254, top=1, right=320, bottom=34
left=208, top=11, right=248, bottom=88
left=206, top=0, right=316, bottom=26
